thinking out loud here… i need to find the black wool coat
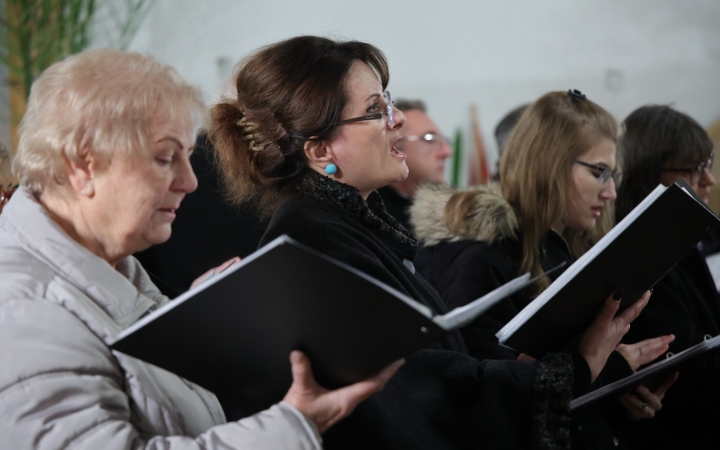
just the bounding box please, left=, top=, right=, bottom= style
left=259, top=172, right=575, bottom=450
left=619, top=248, right=720, bottom=449
left=410, top=184, right=632, bottom=450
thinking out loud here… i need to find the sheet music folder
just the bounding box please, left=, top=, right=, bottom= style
left=113, top=235, right=536, bottom=416
left=497, top=179, right=720, bottom=358
left=571, top=335, right=720, bottom=411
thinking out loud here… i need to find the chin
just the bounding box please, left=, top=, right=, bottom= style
left=145, top=228, right=173, bottom=246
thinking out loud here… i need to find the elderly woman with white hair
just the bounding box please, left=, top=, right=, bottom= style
left=0, top=49, right=400, bottom=449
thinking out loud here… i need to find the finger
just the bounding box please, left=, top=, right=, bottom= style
left=216, top=256, right=241, bottom=273
left=594, top=291, right=623, bottom=327
left=323, top=359, right=405, bottom=418
left=635, top=385, right=663, bottom=410
left=625, top=393, right=656, bottom=418
left=289, top=350, right=321, bottom=394
left=615, top=291, right=652, bottom=328
left=636, top=334, right=675, bottom=365
left=336, top=359, right=405, bottom=401
left=517, top=353, right=536, bottom=363
left=654, top=372, right=679, bottom=399
left=618, top=395, right=642, bottom=420
left=190, top=268, right=215, bottom=289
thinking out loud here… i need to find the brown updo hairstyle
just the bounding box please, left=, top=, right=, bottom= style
left=500, top=91, right=618, bottom=292
left=211, top=36, right=389, bottom=217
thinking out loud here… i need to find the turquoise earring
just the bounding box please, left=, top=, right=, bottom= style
left=325, top=163, right=337, bottom=175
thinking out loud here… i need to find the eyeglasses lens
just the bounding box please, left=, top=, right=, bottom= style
left=384, top=91, right=394, bottom=127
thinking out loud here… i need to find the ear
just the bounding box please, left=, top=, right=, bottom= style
left=64, top=150, right=99, bottom=198
left=304, top=139, right=337, bottom=175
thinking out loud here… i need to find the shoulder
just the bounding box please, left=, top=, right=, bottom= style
left=262, top=196, right=371, bottom=253
left=0, top=295, right=120, bottom=393
left=434, top=237, right=521, bottom=282
left=0, top=229, right=56, bottom=307
left=411, top=183, right=518, bottom=246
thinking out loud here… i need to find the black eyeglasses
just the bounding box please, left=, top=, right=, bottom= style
left=660, top=153, right=714, bottom=185
left=405, top=132, right=451, bottom=146
left=573, top=160, right=622, bottom=185
left=337, top=91, right=395, bottom=127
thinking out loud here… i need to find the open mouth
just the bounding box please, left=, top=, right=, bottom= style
left=390, top=137, right=406, bottom=158
left=590, top=206, right=603, bottom=218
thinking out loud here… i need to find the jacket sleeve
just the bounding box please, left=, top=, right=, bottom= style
left=434, top=244, right=526, bottom=361
left=0, top=298, right=322, bottom=450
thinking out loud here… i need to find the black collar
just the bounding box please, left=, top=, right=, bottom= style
left=301, top=171, right=417, bottom=252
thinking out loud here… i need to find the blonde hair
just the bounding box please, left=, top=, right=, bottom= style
left=0, top=140, right=11, bottom=188
left=14, top=49, right=206, bottom=195
left=500, top=91, right=618, bottom=292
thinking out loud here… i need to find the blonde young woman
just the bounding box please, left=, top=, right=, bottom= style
left=412, top=90, right=675, bottom=449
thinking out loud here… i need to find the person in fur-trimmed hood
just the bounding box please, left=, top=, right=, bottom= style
left=411, top=91, right=678, bottom=450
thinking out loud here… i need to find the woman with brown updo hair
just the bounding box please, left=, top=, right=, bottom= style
left=211, top=36, right=648, bottom=450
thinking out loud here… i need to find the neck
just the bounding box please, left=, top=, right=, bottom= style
left=39, top=190, right=126, bottom=267
left=550, top=218, right=565, bottom=235
left=390, top=179, right=417, bottom=198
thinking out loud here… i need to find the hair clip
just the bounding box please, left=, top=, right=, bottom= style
left=567, top=89, right=587, bottom=100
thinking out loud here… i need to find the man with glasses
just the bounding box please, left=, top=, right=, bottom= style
left=378, top=99, right=452, bottom=232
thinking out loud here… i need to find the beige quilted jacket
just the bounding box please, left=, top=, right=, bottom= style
left=0, top=188, right=322, bottom=450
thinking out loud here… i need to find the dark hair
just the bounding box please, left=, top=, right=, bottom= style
left=210, top=36, right=389, bottom=217
left=393, top=99, right=426, bottom=113
left=494, top=103, right=529, bottom=154
left=616, top=105, right=713, bottom=220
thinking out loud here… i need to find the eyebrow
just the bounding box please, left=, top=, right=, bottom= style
left=365, top=93, right=381, bottom=102
left=156, top=136, right=186, bottom=148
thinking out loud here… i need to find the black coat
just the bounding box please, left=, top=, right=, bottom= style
left=377, top=185, right=413, bottom=231
left=259, top=172, right=577, bottom=450
left=411, top=184, right=631, bottom=450
left=422, top=231, right=572, bottom=361
left=619, top=248, right=720, bottom=449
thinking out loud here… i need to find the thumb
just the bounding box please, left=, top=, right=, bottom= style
left=289, top=350, right=319, bottom=393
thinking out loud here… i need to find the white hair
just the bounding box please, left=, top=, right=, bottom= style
left=14, top=49, right=207, bottom=194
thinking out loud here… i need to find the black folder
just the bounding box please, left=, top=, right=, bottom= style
left=571, top=335, right=720, bottom=411
left=497, top=180, right=720, bottom=358
left=113, top=235, right=536, bottom=417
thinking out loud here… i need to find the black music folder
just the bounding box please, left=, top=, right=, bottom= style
left=113, top=235, right=536, bottom=416
left=571, top=335, right=720, bottom=411
left=497, top=179, right=720, bottom=358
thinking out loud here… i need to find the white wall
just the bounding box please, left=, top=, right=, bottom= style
left=127, top=0, right=720, bottom=182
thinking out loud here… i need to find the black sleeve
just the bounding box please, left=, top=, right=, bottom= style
left=435, top=244, right=526, bottom=361
left=333, top=349, right=574, bottom=450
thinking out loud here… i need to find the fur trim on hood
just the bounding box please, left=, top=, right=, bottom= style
left=410, top=183, right=518, bottom=246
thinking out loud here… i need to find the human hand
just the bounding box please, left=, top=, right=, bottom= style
left=616, top=334, right=675, bottom=372
left=190, top=256, right=241, bottom=289
left=578, top=290, right=651, bottom=382
left=619, top=372, right=679, bottom=420
left=517, top=353, right=536, bottom=364
left=283, top=350, right=404, bottom=434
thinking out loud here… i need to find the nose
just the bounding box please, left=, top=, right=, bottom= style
left=701, top=167, right=716, bottom=187
left=438, top=139, right=453, bottom=159
left=389, top=107, right=405, bottom=131
left=173, top=152, right=198, bottom=194
left=601, top=178, right=617, bottom=201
